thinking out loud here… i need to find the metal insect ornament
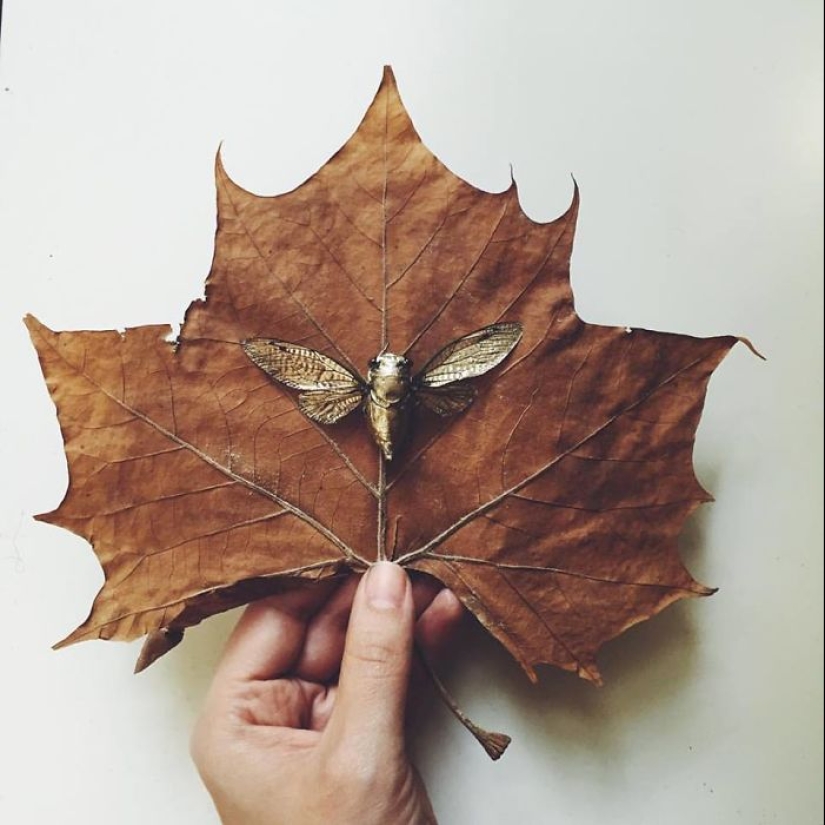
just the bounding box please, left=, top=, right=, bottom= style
left=243, top=322, right=523, bottom=461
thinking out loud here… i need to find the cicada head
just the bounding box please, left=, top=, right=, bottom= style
left=367, top=352, right=412, bottom=405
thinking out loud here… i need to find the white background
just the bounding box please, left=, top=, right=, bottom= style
left=0, top=2, right=822, bottom=823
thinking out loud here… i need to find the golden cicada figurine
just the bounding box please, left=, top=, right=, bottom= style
left=242, top=322, right=523, bottom=461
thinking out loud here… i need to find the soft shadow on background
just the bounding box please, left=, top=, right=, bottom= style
left=409, top=498, right=716, bottom=763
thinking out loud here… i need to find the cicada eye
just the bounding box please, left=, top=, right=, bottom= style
left=368, top=359, right=378, bottom=369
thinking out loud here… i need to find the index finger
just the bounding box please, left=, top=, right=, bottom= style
left=212, top=577, right=342, bottom=687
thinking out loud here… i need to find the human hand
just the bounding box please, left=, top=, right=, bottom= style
left=191, top=562, right=464, bottom=825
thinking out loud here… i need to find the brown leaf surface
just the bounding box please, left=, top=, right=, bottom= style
left=28, top=67, right=741, bottom=683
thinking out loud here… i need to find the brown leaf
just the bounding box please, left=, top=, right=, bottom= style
left=28, top=67, right=744, bottom=687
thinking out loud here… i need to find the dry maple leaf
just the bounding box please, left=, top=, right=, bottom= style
left=27, top=67, right=752, bottom=755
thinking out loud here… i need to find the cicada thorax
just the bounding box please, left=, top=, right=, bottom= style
left=365, top=353, right=413, bottom=461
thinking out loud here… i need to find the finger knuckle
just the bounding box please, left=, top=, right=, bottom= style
left=347, top=635, right=400, bottom=679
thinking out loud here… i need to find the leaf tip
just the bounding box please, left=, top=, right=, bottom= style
left=52, top=627, right=82, bottom=650
left=375, top=65, right=401, bottom=103
left=214, top=142, right=227, bottom=179
left=23, top=312, right=47, bottom=340
left=579, top=661, right=604, bottom=686
left=134, top=628, right=185, bottom=674
left=569, top=174, right=581, bottom=207
left=736, top=336, right=766, bottom=361
left=520, top=660, right=540, bottom=683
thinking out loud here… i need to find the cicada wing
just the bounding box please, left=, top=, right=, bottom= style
left=416, top=383, right=477, bottom=417
left=299, top=388, right=365, bottom=424
left=243, top=340, right=362, bottom=392
left=416, top=322, right=523, bottom=389
left=244, top=340, right=365, bottom=425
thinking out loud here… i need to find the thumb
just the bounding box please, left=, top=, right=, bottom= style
left=324, top=561, right=414, bottom=760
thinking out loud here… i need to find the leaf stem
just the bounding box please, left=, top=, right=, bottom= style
left=377, top=453, right=387, bottom=561
left=416, top=645, right=511, bottom=761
